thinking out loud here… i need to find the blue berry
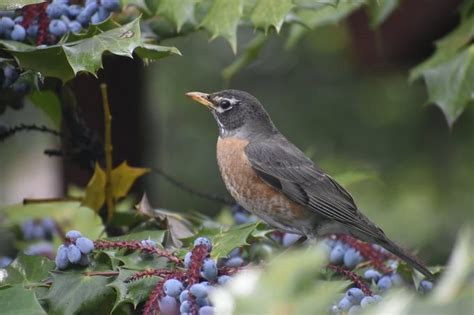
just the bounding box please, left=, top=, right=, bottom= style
left=196, top=297, right=210, bottom=307
left=98, top=7, right=110, bottom=21
left=218, top=275, right=232, bottom=285
left=363, top=269, right=381, bottom=281
left=0, top=257, right=12, bottom=268
left=49, top=20, right=68, bottom=37
left=25, top=242, right=53, bottom=256
left=343, top=248, right=363, bottom=269
left=27, top=24, right=39, bottom=37
left=390, top=273, right=403, bottom=286
left=179, top=289, right=190, bottom=303
left=224, top=257, right=244, bottom=268
left=21, top=220, right=34, bottom=240
left=3, top=65, right=19, bottom=87
left=78, top=254, right=90, bottom=266
left=67, top=245, right=82, bottom=263
left=346, top=288, right=364, bottom=304
left=31, top=225, right=45, bottom=239
left=46, top=3, right=66, bottom=19
left=65, top=230, right=82, bottom=240
left=282, top=233, right=301, bottom=247
left=42, top=218, right=56, bottom=232
left=10, top=24, right=26, bottom=41
left=194, top=237, right=212, bottom=251
left=12, top=81, right=30, bottom=95
left=159, top=295, right=178, bottom=315
left=234, top=212, right=251, bottom=224
left=140, top=239, right=157, bottom=247
left=338, top=297, right=352, bottom=311
left=163, top=279, right=183, bottom=297
left=348, top=305, right=362, bottom=315
left=184, top=252, right=192, bottom=268
left=68, top=21, right=82, bottom=33
left=377, top=276, right=392, bottom=291
left=0, top=17, right=14, bottom=31
left=180, top=300, right=191, bottom=313
left=199, top=306, right=215, bottom=315
left=190, top=283, right=208, bottom=299
left=201, top=258, right=218, bottom=280
left=55, top=245, right=69, bottom=269
left=329, top=245, right=345, bottom=264
left=77, top=3, right=98, bottom=25
left=76, top=237, right=94, bottom=254
left=228, top=248, right=241, bottom=258
left=14, top=16, right=23, bottom=24
left=360, top=296, right=376, bottom=308
left=419, top=280, right=433, bottom=293
left=67, top=5, right=82, bottom=18
left=52, top=0, right=69, bottom=4
left=373, top=295, right=383, bottom=302
left=100, top=0, right=120, bottom=11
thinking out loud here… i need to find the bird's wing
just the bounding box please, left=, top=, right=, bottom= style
left=245, top=135, right=382, bottom=239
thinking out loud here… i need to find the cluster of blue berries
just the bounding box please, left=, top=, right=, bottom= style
left=0, top=0, right=120, bottom=44
left=55, top=230, right=94, bottom=269
left=231, top=203, right=257, bottom=225
left=21, top=217, right=57, bottom=241
left=159, top=237, right=236, bottom=315
left=0, top=63, right=30, bottom=98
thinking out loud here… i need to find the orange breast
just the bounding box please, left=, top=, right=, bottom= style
left=216, top=137, right=308, bottom=233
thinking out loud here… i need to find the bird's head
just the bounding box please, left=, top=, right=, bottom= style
left=186, top=89, right=277, bottom=138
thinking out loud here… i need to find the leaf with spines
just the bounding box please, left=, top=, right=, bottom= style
left=0, top=18, right=180, bottom=82
left=0, top=0, right=43, bottom=10
left=157, top=0, right=196, bottom=32
left=200, top=0, right=243, bottom=53
left=251, top=0, right=294, bottom=33
left=410, top=16, right=474, bottom=127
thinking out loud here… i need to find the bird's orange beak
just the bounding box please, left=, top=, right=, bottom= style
left=186, top=92, right=215, bottom=109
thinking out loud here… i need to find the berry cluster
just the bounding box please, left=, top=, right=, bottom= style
left=0, top=62, right=31, bottom=112
left=55, top=230, right=94, bottom=269
left=231, top=203, right=257, bottom=225
left=0, top=0, right=120, bottom=46
left=21, top=217, right=57, bottom=241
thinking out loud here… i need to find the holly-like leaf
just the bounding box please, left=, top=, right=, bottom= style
left=27, top=91, right=61, bottom=128
left=44, top=271, right=116, bottom=315
left=82, top=163, right=107, bottom=213
left=0, top=284, right=46, bottom=315
left=367, top=0, right=399, bottom=28
left=111, top=162, right=150, bottom=200
left=0, top=18, right=180, bottom=82
left=410, top=17, right=474, bottom=127
left=157, top=0, right=196, bottom=32
left=250, top=0, right=294, bottom=33
left=200, top=0, right=243, bottom=53
left=0, top=0, right=44, bottom=10
left=4, top=254, right=55, bottom=286
left=108, top=268, right=156, bottom=312
left=209, top=222, right=259, bottom=259
left=0, top=202, right=103, bottom=242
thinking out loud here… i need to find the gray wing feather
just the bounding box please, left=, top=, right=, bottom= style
left=245, top=136, right=382, bottom=239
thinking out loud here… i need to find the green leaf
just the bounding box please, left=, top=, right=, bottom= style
left=108, top=268, right=156, bottom=312
left=157, top=0, right=196, bottom=32
left=44, top=271, right=116, bottom=315
left=410, top=17, right=474, bottom=126
left=4, top=254, right=55, bottom=285
left=200, top=0, right=243, bottom=53
left=0, top=201, right=103, bottom=242
left=367, top=0, right=399, bottom=28
left=106, top=230, right=166, bottom=244
left=0, top=0, right=44, bottom=10
left=0, top=284, right=46, bottom=315
left=411, top=45, right=474, bottom=127
left=209, top=222, right=259, bottom=259
left=27, top=91, right=61, bottom=128
left=0, top=18, right=180, bottom=82
left=222, top=33, right=268, bottom=83
left=251, top=0, right=293, bottom=33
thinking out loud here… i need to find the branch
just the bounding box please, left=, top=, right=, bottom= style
left=0, top=124, right=61, bottom=142
left=100, top=84, right=114, bottom=221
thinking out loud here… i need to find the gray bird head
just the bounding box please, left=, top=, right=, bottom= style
left=186, top=89, right=278, bottom=139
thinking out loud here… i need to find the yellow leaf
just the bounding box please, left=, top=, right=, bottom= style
left=81, top=163, right=106, bottom=212
left=111, top=162, right=150, bottom=199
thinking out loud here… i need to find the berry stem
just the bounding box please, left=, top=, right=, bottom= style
left=328, top=264, right=373, bottom=296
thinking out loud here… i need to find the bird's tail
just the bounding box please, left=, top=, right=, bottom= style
left=377, top=236, right=434, bottom=281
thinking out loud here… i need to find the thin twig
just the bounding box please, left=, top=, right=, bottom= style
left=23, top=197, right=82, bottom=204
left=100, top=84, right=114, bottom=221
left=151, top=167, right=233, bottom=205
left=84, top=271, right=119, bottom=277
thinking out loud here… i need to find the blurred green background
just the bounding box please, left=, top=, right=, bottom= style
left=143, top=25, right=473, bottom=265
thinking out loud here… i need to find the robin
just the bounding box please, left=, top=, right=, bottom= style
left=186, top=89, right=433, bottom=280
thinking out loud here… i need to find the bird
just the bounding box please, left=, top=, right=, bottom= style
left=186, top=89, right=433, bottom=280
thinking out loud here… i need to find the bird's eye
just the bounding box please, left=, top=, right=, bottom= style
left=220, top=100, right=232, bottom=110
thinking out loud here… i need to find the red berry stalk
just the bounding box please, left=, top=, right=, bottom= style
left=142, top=271, right=186, bottom=315
left=328, top=264, right=372, bottom=296
left=36, top=2, right=49, bottom=45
